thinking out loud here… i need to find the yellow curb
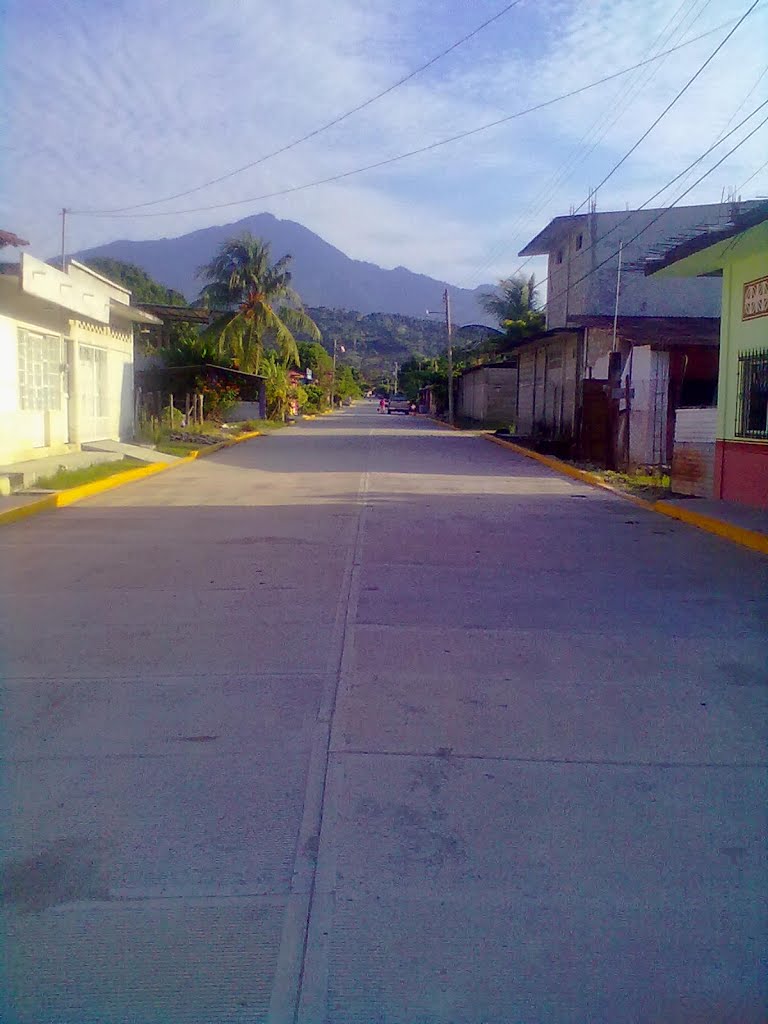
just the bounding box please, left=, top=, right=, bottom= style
left=191, top=429, right=261, bottom=459
left=54, top=460, right=174, bottom=507
left=0, top=431, right=264, bottom=527
left=650, top=501, right=768, bottom=556
left=0, top=493, right=58, bottom=525
left=485, top=434, right=768, bottom=553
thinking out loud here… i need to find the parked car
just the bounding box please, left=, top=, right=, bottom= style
left=387, top=394, right=411, bottom=415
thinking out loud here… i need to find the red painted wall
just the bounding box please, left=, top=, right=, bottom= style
left=714, top=440, right=768, bottom=509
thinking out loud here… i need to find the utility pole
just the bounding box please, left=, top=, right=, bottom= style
left=611, top=241, right=623, bottom=352
left=331, top=339, right=345, bottom=407
left=393, top=361, right=399, bottom=393
left=444, top=287, right=454, bottom=425
left=60, top=208, right=68, bottom=271
left=331, top=339, right=338, bottom=408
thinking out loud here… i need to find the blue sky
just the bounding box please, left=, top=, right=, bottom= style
left=1, top=0, right=766, bottom=291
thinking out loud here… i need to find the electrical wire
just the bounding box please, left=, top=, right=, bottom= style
left=738, top=156, right=768, bottom=191
left=566, top=0, right=761, bottom=221
left=480, top=98, right=768, bottom=302
left=462, top=0, right=760, bottom=290
left=462, top=0, right=713, bottom=286
left=75, top=0, right=524, bottom=215
left=68, top=18, right=744, bottom=220
left=538, top=111, right=768, bottom=316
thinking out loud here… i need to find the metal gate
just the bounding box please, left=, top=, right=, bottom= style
left=579, top=379, right=613, bottom=467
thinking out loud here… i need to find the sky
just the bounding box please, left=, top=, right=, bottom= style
left=1, top=0, right=767, bottom=293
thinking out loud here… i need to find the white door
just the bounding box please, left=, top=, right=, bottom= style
left=79, top=345, right=109, bottom=441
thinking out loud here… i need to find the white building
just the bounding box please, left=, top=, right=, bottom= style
left=0, top=254, right=159, bottom=466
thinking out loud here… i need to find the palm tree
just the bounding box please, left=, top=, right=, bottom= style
left=198, top=234, right=320, bottom=373
left=480, top=273, right=541, bottom=327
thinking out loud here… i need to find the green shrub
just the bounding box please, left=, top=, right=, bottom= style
left=194, top=376, right=240, bottom=421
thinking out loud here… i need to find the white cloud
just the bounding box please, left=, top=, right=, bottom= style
left=1, top=0, right=766, bottom=291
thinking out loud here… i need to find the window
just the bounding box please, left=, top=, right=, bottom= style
left=17, top=329, right=63, bottom=411
left=736, top=348, right=768, bottom=439
left=556, top=249, right=563, bottom=264
left=576, top=233, right=584, bottom=250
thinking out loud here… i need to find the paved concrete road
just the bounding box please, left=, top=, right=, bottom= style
left=2, top=403, right=766, bottom=1024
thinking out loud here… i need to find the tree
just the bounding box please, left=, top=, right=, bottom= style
left=333, top=365, right=363, bottom=404
left=161, top=328, right=232, bottom=368
left=480, top=273, right=541, bottom=327
left=82, top=258, right=187, bottom=305
left=477, top=273, right=545, bottom=357
left=198, top=234, right=320, bottom=373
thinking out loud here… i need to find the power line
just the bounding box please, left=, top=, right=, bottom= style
left=540, top=111, right=768, bottom=316
left=69, top=19, right=744, bottom=220
left=460, top=0, right=714, bottom=287
left=738, top=155, right=768, bottom=190
left=76, top=0, right=524, bottom=215
left=485, top=98, right=768, bottom=303
left=566, top=0, right=761, bottom=220
left=667, top=62, right=768, bottom=195
left=463, top=0, right=761, bottom=291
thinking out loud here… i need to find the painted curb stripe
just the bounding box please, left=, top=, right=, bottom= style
left=485, top=433, right=768, bottom=555
left=0, top=430, right=263, bottom=527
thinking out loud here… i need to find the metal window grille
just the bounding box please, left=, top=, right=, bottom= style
left=17, top=329, right=63, bottom=411
left=736, top=348, right=768, bottom=440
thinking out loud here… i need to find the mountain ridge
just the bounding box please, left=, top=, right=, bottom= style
left=70, top=212, right=492, bottom=325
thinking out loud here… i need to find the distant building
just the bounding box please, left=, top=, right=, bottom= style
left=646, top=201, right=768, bottom=509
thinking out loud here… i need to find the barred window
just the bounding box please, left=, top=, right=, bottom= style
left=736, top=348, right=768, bottom=440
left=18, top=330, right=63, bottom=411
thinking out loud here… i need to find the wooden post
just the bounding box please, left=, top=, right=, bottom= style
left=169, top=393, right=174, bottom=428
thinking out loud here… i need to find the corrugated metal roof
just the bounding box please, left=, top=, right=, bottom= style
left=644, top=201, right=768, bottom=274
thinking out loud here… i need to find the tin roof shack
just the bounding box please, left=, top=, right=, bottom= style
left=511, top=317, right=719, bottom=468
left=136, top=363, right=267, bottom=423
left=646, top=202, right=768, bottom=509
left=456, top=360, right=518, bottom=427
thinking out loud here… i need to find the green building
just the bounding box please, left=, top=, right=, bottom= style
left=647, top=203, right=768, bottom=509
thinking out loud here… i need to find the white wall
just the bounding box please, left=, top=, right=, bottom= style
left=0, top=290, right=72, bottom=464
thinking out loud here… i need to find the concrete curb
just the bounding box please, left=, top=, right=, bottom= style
left=429, top=417, right=462, bottom=431
left=0, top=430, right=262, bottom=528
left=485, top=434, right=768, bottom=556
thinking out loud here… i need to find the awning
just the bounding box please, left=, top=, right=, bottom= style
left=110, top=299, right=162, bottom=325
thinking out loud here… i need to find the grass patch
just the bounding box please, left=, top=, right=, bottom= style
left=33, top=458, right=145, bottom=491
left=155, top=440, right=201, bottom=456
left=242, top=419, right=291, bottom=431
left=583, top=467, right=671, bottom=500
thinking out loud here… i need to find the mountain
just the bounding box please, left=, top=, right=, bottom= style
left=70, top=212, right=491, bottom=325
